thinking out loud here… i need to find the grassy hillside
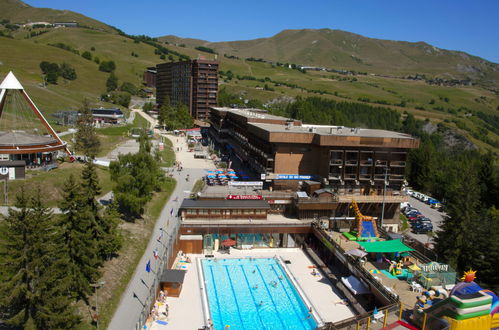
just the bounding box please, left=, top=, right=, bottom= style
left=0, top=27, right=172, bottom=113
left=0, top=0, right=117, bottom=33
left=161, top=29, right=499, bottom=87
left=0, top=0, right=497, bottom=154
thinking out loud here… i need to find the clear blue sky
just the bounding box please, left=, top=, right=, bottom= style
left=25, top=0, right=499, bottom=63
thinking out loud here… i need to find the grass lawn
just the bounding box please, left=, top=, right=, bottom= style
left=191, top=179, right=205, bottom=195
left=80, top=177, right=177, bottom=329
left=0, top=162, right=113, bottom=207
left=400, top=214, right=409, bottom=231
left=157, top=137, right=175, bottom=167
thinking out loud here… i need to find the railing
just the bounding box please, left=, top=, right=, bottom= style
left=133, top=220, right=181, bottom=330
left=336, top=195, right=408, bottom=203
left=378, top=227, right=436, bottom=263
left=312, top=225, right=399, bottom=304
left=320, top=302, right=402, bottom=329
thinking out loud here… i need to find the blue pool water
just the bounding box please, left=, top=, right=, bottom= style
left=201, top=258, right=318, bottom=330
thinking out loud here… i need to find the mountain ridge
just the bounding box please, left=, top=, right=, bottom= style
left=159, top=28, right=498, bottom=87
left=0, top=0, right=118, bottom=34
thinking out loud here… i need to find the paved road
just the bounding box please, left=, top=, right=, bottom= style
left=108, top=115, right=214, bottom=330
left=404, top=196, right=446, bottom=245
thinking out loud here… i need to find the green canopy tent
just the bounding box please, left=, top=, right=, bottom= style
left=357, top=239, right=414, bottom=253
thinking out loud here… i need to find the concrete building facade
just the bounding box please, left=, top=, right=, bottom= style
left=156, top=59, right=218, bottom=120
left=208, top=107, right=420, bottom=232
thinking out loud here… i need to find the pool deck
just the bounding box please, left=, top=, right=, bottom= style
left=147, top=248, right=356, bottom=329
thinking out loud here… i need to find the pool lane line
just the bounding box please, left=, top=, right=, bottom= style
left=224, top=265, right=246, bottom=330
left=208, top=265, right=225, bottom=328
left=270, top=264, right=310, bottom=329
left=255, top=265, right=286, bottom=329
left=239, top=265, right=267, bottom=330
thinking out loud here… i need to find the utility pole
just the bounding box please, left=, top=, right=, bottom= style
left=91, top=281, right=106, bottom=330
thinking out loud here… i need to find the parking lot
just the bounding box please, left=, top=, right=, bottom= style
left=404, top=196, right=446, bottom=245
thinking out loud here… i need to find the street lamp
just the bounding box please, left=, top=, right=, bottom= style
left=90, top=281, right=106, bottom=330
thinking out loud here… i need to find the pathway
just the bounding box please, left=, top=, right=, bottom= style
left=108, top=114, right=215, bottom=330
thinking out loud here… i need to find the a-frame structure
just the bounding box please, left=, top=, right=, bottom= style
left=350, top=200, right=379, bottom=240
left=0, top=71, right=72, bottom=158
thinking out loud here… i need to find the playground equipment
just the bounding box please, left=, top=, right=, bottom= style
left=349, top=200, right=379, bottom=240
left=388, top=260, right=403, bottom=276
left=413, top=269, right=499, bottom=329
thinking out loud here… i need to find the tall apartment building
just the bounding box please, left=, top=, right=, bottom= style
left=156, top=59, right=218, bottom=120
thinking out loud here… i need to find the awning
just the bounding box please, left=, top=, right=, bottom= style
left=160, top=269, right=186, bottom=284
left=345, top=249, right=367, bottom=258
left=341, top=275, right=370, bottom=295
left=357, top=239, right=414, bottom=253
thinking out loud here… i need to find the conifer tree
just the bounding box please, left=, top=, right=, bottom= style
left=435, top=160, right=481, bottom=274
left=59, top=174, right=100, bottom=302
left=0, top=189, right=38, bottom=327
left=75, top=99, right=101, bottom=158
left=100, top=200, right=123, bottom=259
left=0, top=188, right=80, bottom=329
left=30, top=190, right=80, bottom=329
left=81, top=162, right=122, bottom=260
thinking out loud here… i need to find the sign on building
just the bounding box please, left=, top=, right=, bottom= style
left=275, top=174, right=313, bottom=180
left=227, top=195, right=263, bottom=200
left=228, top=181, right=263, bottom=187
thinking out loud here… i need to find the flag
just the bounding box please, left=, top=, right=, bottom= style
left=158, top=228, right=164, bottom=241
left=153, top=249, right=159, bottom=260
left=146, top=260, right=151, bottom=273
left=170, top=208, right=174, bottom=216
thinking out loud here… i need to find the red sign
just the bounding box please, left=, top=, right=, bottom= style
left=227, top=195, right=263, bottom=200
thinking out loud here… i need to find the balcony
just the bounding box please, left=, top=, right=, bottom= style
left=336, top=194, right=408, bottom=203
left=390, top=161, right=406, bottom=167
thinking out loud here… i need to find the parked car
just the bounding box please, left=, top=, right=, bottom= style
left=404, top=207, right=419, bottom=215
left=412, top=223, right=433, bottom=234
left=408, top=214, right=425, bottom=221
left=400, top=202, right=412, bottom=212
left=405, top=209, right=421, bottom=216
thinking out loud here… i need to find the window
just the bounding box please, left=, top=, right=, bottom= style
left=232, top=209, right=241, bottom=215
left=244, top=209, right=253, bottom=214
left=199, top=209, right=209, bottom=215
left=187, top=209, right=197, bottom=215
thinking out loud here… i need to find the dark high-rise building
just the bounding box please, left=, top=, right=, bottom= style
left=156, top=59, right=218, bottom=120
left=143, top=67, right=157, bottom=88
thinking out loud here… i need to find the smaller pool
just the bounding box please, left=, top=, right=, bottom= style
left=201, top=257, right=318, bottom=330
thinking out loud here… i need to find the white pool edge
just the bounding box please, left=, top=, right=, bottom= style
left=196, top=257, right=211, bottom=328
left=198, top=256, right=325, bottom=328
left=277, top=256, right=325, bottom=327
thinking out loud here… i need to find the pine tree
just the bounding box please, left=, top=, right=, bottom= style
left=99, top=200, right=123, bottom=259
left=106, top=72, right=118, bottom=91
left=30, top=190, right=80, bottom=329
left=435, top=160, right=481, bottom=274
left=59, top=174, right=100, bottom=302
left=138, top=128, right=152, bottom=154
left=0, top=189, right=38, bottom=327
left=81, top=162, right=122, bottom=261
left=75, top=99, right=101, bottom=158
left=0, top=188, right=80, bottom=329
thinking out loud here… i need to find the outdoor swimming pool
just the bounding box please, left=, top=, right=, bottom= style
left=200, top=257, right=318, bottom=330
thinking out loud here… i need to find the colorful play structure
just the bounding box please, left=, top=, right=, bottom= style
left=343, top=200, right=379, bottom=241
left=412, top=269, right=499, bottom=329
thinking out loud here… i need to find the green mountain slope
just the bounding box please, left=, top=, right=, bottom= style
left=0, top=28, right=168, bottom=113
left=161, top=29, right=499, bottom=87
left=0, top=0, right=497, bottom=153
left=0, top=0, right=117, bottom=33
